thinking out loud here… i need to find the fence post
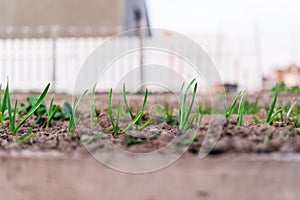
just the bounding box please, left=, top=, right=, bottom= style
left=52, top=36, right=56, bottom=92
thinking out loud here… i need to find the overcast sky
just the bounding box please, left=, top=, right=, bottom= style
left=146, top=0, right=300, bottom=73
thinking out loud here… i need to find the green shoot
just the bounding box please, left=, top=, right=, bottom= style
left=15, top=117, right=40, bottom=143
left=294, top=118, right=300, bottom=128
left=63, top=102, right=72, bottom=119
left=108, top=87, right=146, bottom=135
left=116, top=102, right=121, bottom=131
left=156, top=104, right=176, bottom=125
left=0, top=83, right=1, bottom=99
left=123, top=84, right=151, bottom=130
left=269, top=108, right=283, bottom=123
left=5, top=84, right=14, bottom=131
left=138, top=88, right=148, bottom=124
left=13, top=84, right=50, bottom=134
left=80, top=132, right=105, bottom=144
left=138, top=116, right=152, bottom=131
left=90, top=83, right=97, bottom=129
left=195, top=106, right=203, bottom=126
left=253, top=116, right=262, bottom=124
left=108, top=88, right=121, bottom=136
left=26, top=95, right=47, bottom=118
left=225, top=90, right=244, bottom=119
left=0, top=83, right=9, bottom=130
left=126, top=135, right=146, bottom=146
left=265, top=84, right=278, bottom=124
left=135, top=102, right=139, bottom=116
left=8, top=83, right=50, bottom=135
left=283, top=129, right=296, bottom=139
left=178, top=78, right=198, bottom=131
left=46, top=96, right=58, bottom=128
left=122, top=112, right=143, bottom=133
left=8, top=99, right=18, bottom=133
left=286, top=101, right=297, bottom=119
left=16, top=132, right=35, bottom=143
left=237, top=91, right=246, bottom=126
left=123, top=84, right=134, bottom=119
left=184, top=113, right=197, bottom=131
left=68, top=90, right=88, bottom=136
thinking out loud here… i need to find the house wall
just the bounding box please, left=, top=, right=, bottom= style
left=0, top=0, right=123, bottom=38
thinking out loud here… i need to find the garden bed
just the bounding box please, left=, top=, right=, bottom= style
left=1, top=88, right=300, bottom=155
left=1, top=114, right=299, bottom=155
left=1, top=83, right=300, bottom=199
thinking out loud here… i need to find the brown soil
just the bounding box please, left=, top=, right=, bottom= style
left=190, top=119, right=300, bottom=155
left=0, top=116, right=86, bottom=154
left=1, top=93, right=299, bottom=155
left=1, top=113, right=300, bottom=156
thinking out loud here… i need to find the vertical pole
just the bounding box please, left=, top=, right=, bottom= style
left=216, top=29, right=223, bottom=73
left=138, top=22, right=144, bottom=91
left=254, top=24, right=262, bottom=90
left=52, top=36, right=56, bottom=92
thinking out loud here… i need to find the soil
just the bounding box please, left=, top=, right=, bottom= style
left=1, top=93, right=299, bottom=155
left=190, top=118, right=300, bottom=155
left=0, top=116, right=86, bottom=154
left=1, top=112, right=300, bottom=155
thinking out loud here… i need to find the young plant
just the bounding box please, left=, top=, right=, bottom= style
left=68, top=90, right=88, bottom=136
left=15, top=117, right=40, bottom=143
left=109, top=88, right=145, bottom=136
left=123, top=84, right=134, bottom=119
left=237, top=91, right=246, bottom=126
left=125, top=135, right=146, bottom=146
left=80, top=132, right=105, bottom=144
left=63, top=101, right=72, bottom=119
left=253, top=116, right=263, bottom=124
left=26, top=95, right=47, bottom=118
left=243, top=97, right=260, bottom=114
left=108, top=88, right=121, bottom=136
left=271, top=82, right=300, bottom=93
left=121, top=112, right=144, bottom=133
left=283, top=128, right=296, bottom=139
left=265, top=84, right=280, bottom=124
left=178, top=78, right=198, bottom=131
left=195, top=106, right=203, bottom=126
left=224, top=90, right=244, bottom=119
left=135, top=88, right=150, bottom=128
left=278, top=101, right=300, bottom=127
left=46, top=96, right=58, bottom=128
left=0, top=83, right=8, bottom=130
left=156, top=104, right=177, bottom=125
left=90, top=83, right=97, bottom=129
left=8, top=83, right=50, bottom=135
left=123, top=84, right=152, bottom=130
left=286, top=101, right=297, bottom=120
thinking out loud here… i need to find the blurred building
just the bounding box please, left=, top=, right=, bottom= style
left=0, top=0, right=265, bottom=93
left=275, top=64, right=300, bottom=86
left=0, top=0, right=150, bottom=38
left=262, top=64, right=300, bottom=90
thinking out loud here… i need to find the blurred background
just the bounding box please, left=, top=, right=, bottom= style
left=0, top=0, right=299, bottom=93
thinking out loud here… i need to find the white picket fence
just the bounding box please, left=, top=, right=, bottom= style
left=0, top=35, right=262, bottom=93
left=0, top=37, right=103, bottom=92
